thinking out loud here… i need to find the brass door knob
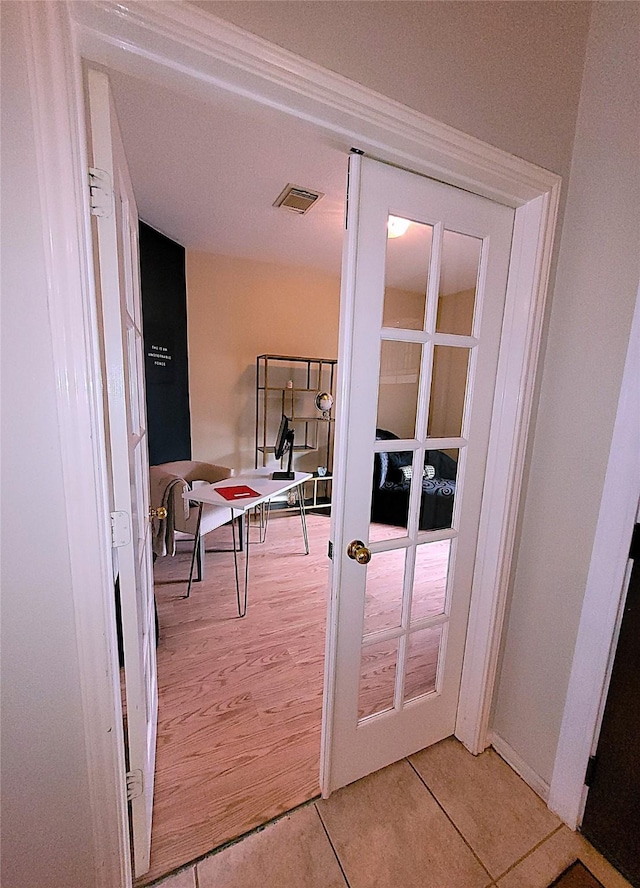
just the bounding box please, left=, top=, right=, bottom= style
left=149, top=506, right=167, bottom=520
left=347, top=539, right=371, bottom=565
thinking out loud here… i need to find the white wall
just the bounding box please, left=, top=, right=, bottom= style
left=0, top=5, right=97, bottom=886
left=492, top=0, right=640, bottom=784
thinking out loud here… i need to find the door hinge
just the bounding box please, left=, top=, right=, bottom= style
left=629, top=523, right=640, bottom=561
left=328, top=540, right=334, bottom=560
left=584, top=754, right=598, bottom=787
left=126, top=769, right=144, bottom=801
left=89, top=167, right=113, bottom=217
left=111, top=510, right=131, bottom=548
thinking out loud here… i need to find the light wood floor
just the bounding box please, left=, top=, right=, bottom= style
left=138, top=511, right=450, bottom=886
left=138, top=512, right=330, bottom=886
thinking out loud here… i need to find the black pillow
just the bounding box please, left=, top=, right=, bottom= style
left=426, top=449, right=458, bottom=481
left=375, top=428, right=399, bottom=443
left=374, top=430, right=458, bottom=485
left=375, top=429, right=400, bottom=486
left=387, top=449, right=458, bottom=484
left=386, top=449, right=414, bottom=482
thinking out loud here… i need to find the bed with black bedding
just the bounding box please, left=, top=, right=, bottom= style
left=371, top=428, right=458, bottom=531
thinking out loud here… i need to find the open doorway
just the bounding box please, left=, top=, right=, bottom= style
left=108, top=65, right=477, bottom=885
left=13, top=3, right=553, bottom=884
left=105, top=67, right=346, bottom=884
left=148, top=508, right=331, bottom=883
left=90, top=10, right=560, bottom=876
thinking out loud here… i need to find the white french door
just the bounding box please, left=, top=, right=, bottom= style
left=87, top=69, right=158, bottom=877
left=325, top=155, right=514, bottom=792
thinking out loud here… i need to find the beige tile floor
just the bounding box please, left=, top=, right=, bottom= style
left=150, top=737, right=632, bottom=888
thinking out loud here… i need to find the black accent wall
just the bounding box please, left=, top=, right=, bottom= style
left=139, top=221, right=191, bottom=465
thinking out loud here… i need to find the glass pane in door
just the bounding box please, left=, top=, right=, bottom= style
left=410, top=540, right=451, bottom=623
left=436, top=231, right=482, bottom=336
left=358, top=637, right=398, bottom=720
left=383, top=217, right=432, bottom=330
left=404, top=625, right=443, bottom=702
left=428, top=347, right=470, bottom=438
left=377, top=340, right=422, bottom=438
left=418, top=447, right=459, bottom=532
left=363, top=547, right=406, bottom=633
left=369, top=500, right=411, bottom=542
left=370, top=437, right=416, bottom=542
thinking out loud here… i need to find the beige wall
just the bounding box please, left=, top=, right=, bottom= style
left=194, top=0, right=590, bottom=182
left=187, top=251, right=340, bottom=472
left=492, top=0, right=640, bottom=783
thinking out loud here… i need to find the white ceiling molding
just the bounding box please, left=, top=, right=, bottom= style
left=71, top=1, right=560, bottom=207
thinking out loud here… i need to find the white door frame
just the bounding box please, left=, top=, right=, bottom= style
left=548, top=281, right=640, bottom=828
left=23, top=4, right=132, bottom=886
left=31, top=1, right=564, bottom=883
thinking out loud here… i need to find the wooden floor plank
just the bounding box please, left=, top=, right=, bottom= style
left=136, top=513, right=330, bottom=886
left=136, top=512, right=449, bottom=886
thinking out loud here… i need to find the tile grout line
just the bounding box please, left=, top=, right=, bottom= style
left=406, top=757, right=494, bottom=886
left=313, top=802, right=353, bottom=888
left=492, top=823, right=565, bottom=882
left=407, top=757, right=567, bottom=885
left=147, top=795, right=321, bottom=887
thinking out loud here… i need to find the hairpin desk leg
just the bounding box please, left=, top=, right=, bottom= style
left=255, top=500, right=271, bottom=544
left=184, top=503, right=204, bottom=598
left=298, top=484, right=309, bottom=555
left=242, top=509, right=250, bottom=614
left=231, top=511, right=250, bottom=618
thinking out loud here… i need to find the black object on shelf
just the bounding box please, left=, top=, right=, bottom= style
left=271, top=414, right=295, bottom=480
left=255, top=354, right=337, bottom=476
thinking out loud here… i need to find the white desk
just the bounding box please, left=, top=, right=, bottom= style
left=185, top=469, right=312, bottom=616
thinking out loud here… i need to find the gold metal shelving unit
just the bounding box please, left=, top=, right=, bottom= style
left=255, top=354, right=337, bottom=510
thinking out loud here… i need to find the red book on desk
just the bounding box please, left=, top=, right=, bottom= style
left=215, top=484, right=260, bottom=501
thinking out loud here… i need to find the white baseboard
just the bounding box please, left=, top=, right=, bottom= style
left=490, top=732, right=550, bottom=804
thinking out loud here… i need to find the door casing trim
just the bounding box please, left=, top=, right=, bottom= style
left=37, top=0, right=562, bottom=879
left=23, top=4, right=131, bottom=886
left=548, top=283, right=640, bottom=828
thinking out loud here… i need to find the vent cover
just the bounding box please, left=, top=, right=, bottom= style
left=273, top=184, right=325, bottom=215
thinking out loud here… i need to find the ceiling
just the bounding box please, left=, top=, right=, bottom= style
left=107, top=66, right=348, bottom=277
left=106, top=66, right=480, bottom=294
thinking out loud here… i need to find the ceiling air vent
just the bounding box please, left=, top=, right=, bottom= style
left=273, top=184, right=325, bottom=215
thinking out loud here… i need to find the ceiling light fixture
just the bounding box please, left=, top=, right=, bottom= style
left=387, top=216, right=411, bottom=239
